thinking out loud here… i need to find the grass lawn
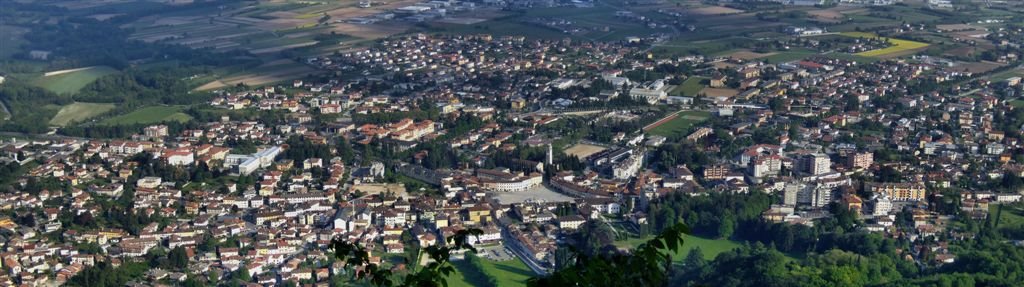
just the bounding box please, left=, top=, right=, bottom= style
left=839, top=32, right=929, bottom=57
left=49, top=102, right=116, bottom=126
left=672, top=77, right=707, bottom=97
left=647, top=110, right=711, bottom=138
left=446, top=257, right=534, bottom=287
left=614, top=234, right=744, bottom=261
left=101, top=106, right=192, bottom=125
left=992, top=204, right=1024, bottom=229
left=33, top=66, right=119, bottom=94
left=1009, top=99, right=1024, bottom=109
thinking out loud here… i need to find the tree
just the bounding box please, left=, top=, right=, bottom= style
left=579, top=220, right=616, bottom=256
left=529, top=223, right=690, bottom=287
left=683, top=247, right=707, bottom=271
left=236, top=265, right=251, bottom=282
left=717, top=212, right=735, bottom=239
left=331, top=228, right=483, bottom=287
left=554, top=246, right=576, bottom=271
left=167, top=246, right=189, bottom=269
left=877, top=166, right=902, bottom=182
left=331, top=224, right=691, bottom=287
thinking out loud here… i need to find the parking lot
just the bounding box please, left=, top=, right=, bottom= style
left=489, top=184, right=574, bottom=204
left=476, top=244, right=516, bottom=261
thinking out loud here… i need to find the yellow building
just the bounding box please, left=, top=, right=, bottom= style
left=867, top=182, right=927, bottom=201
left=465, top=205, right=491, bottom=224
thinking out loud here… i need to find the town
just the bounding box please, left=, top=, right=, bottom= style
left=1, top=0, right=1024, bottom=286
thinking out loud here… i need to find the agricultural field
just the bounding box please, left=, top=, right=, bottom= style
left=761, top=49, right=816, bottom=64
left=432, top=3, right=681, bottom=41
left=194, top=59, right=320, bottom=91
left=101, top=106, right=192, bottom=126
left=671, top=76, right=707, bottom=97
left=840, top=32, right=929, bottom=58
left=989, top=68, right=1024, bottom=82
left=645, top=110, right=711, bottom=138
left=121, top=0, right=411, bottom=89
left=49, top=102, right=116, bottom=126
left=32, top=66, right=120, bottom=95
left=652, top=37, right=754, bottom=57
left=446, top=257, right=535, bottom=287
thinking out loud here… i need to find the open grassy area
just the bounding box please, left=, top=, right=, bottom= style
left=446, top=257, right=534, bottom=287
left=992, top=204, right=1024, bottom=229
left=761, top=49, right=816, bottom=64
left=989, top=69, right=1024, bottom=82
left=101, top=106, right=192, bottom=125
left=49, top=102, right=116, bottom=126
left=840, top=32, right=929, bottom=57
left=614, top=234, right=745, bottom=261
left=647, top=110, right=711, bottom=138
left=1010, top=99, right=1024, bottom=109
left=672, top=76, right=707, bottom=97
left=33, top=66, right=120, bottom=94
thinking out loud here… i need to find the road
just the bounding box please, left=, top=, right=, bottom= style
left=0, top=131, right=89, bottom=142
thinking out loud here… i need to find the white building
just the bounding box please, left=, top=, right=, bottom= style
left=797, top=184, right=833, bottom=208
left=872, top=194, right=893, bottom=216
left=628, top=80, right=669, bottom=104
left=612, top=153, right=644, bottom=180
left=223, top=146, right=282, bottom=175
left=806, top=153, right=831, bottom=175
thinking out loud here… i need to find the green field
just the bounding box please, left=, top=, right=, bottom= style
left=446, top=257, right=535, bottom=287
left=1010, top=99, right=1024, bottom=109
left=992, top=204, right=1024, bottom=229
left=615, top=234, right=744, bottom=261
left=672, top=77, right=707, bottom=97
left=101, top=106, right=192, bottom=125
left=33, top=66, right=120, bottom=94
left=990, top=69, right=1024, bottom=82
left=840, top=32, right=929, bottom=57
left=762, top=50, right=816, bottom=64
left=646, top=110, right=712, bottom=138
left=49, top=102, right=116, bottom=126
left=433, top=5, right=672, bottom=41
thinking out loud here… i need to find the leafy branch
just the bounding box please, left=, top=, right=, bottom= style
left=528, top=223, right=690, bottom=287
left=331, top=223, right=691, bottom=287
left=331, top=228, right=483, bottom=287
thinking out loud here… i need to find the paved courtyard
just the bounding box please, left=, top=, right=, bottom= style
left=489, top=184, right=574, bottom=204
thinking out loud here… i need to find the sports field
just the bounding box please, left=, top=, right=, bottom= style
left=564, top=143, right=607, bottom=159
left=646, top=110, right=711, bottom=138
left=33, top=66, right=120, bottom=94
left=49, top=102, right=116, bottom=126
left=101, top=106, right=192, bottom=125
left=840, top=32, right=929, bottom=57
